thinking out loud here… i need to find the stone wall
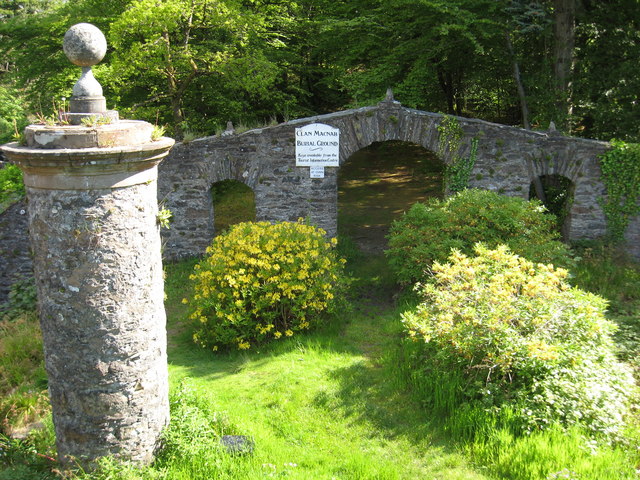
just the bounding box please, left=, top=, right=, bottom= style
left=159, top=98, right=638, bottom=260
left=3, top=99, right=639, bottom=305
left=0, top=199, right=32, bottom=305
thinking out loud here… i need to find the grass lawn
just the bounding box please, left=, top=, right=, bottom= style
left=162, top=254, right=491, bottom=480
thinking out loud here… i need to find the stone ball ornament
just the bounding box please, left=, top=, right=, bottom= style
left=63, top=23, right=107, bottom=67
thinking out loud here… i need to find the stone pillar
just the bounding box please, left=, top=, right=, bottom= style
left=0, top=24, right=174, bottom=468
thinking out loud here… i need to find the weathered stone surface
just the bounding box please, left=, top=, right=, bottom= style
left=27, top=183, right=169, bottom=465
left=63, top=23, right=107, bottom=68
left=3, top=98, right=640, bottom=307
left=159, top=99, right=639, bottom=260
left=1, top=117, right=174, bottom=467
left=24, top=121, right=151, bottom=149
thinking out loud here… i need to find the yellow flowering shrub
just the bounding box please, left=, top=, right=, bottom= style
left=185, top=220, right=345, bottom=351
left=403, top=244, right=635, bottom=438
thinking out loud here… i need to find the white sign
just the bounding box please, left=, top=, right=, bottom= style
left=310, top=166, right=325, bottom=178
left=295, top=123, right=340, bottom=167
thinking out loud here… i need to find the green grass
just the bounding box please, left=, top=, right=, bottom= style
left=0, top=311, right=49, bottom=437
left=0, top=163, right=25, bottom=213
left=158, top=256, right=488, bottom=480
left=211, top=179, right=256, bottom=235
left=2, top=247, right=640, bottom=479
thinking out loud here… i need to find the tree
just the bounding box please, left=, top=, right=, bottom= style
left=572, top=0, right=640, bottom=141
left=318, top=0, right=508, bottom=117
left=553, top=0, right=576, bottom=127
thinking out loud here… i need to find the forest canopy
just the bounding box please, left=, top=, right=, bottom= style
left=0, top=0, right=638, bottom=142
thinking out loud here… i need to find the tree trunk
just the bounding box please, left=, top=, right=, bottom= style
left=553, top=0, right=576, bottom=126
left=437, top=68, right=455, bottom=114
left=506, top=32, right=530, bottom=130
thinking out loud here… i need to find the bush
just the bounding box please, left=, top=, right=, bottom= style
left=385, top=189, right=573, bottom=285
left=186, top=220, right=345, bottom=351
left=402, top=244, right=636, bottom=439
left=0, top=163, right=25, bottom=206
left=1, top=276, right=37, bottom=317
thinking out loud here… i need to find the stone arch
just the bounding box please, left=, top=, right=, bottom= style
left=522, top=146, right=601, bottom=242
left=158, top=97, right=618, bottom=261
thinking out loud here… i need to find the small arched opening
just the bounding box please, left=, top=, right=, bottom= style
left=529, top=174, right=574, bottom=239
left=210, top=179, right=256, bottom=235
left=338, top=140, right=444, bottom=253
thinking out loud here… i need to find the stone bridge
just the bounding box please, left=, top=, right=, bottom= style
left=160, top=94, right=640, bottom=259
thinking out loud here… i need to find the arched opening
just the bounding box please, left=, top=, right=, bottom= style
left=529, top=174, right=574, bottom=239
left=338, top=140, right=444, bottom=253
left=210, top=179, right=256, bottom=235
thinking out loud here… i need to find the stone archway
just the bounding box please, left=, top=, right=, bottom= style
left=529, top=174, right=575, bottom=240
left=158, top=95, right=639, bottom=261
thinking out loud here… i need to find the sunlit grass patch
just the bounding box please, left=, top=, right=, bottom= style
left=211, top=179, right=256, bottom=235
left=0, top=311, right=49, bottom=436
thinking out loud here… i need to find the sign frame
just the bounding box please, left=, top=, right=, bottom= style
left=295, top=123, right=340, bottom=167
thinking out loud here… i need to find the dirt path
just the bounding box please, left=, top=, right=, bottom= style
left=338, top=141, right=443, bottom=253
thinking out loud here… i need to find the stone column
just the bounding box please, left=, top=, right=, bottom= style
left=1, top=24, right=174, bottom=468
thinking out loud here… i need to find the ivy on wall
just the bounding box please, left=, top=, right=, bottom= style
left=598, top=140, right=640, bottom=242
left=437, top=115, right=478, bottom=193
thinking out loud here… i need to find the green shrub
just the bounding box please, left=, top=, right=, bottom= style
left=1, top=276, right=37, bottom=317
left=402, top=244, right=636, bottom=440
left=385, top=189, right=573, bottom=285
left=185, top=220, right=345, bottom=351
left=0, top=163, right=25, bottom=206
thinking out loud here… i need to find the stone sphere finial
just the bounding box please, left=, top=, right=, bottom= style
left=63, top=23, right=107, bottom=67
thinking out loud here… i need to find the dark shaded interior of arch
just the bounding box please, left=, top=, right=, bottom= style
left=529, top=174, right=574, bottom=238
left=338, top=140, right=444, bottom=253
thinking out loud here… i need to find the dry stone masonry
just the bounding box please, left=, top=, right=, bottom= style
left=159, top=93, right=639, bottom=260
left=1, top=24, right=174, bottom=467
left=4, top=93, right=640, bottom=307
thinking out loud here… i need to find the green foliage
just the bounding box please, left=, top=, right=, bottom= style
left=402, top=244, right=636, bottom=440
left=151, top=125, right=166, bottom=141
left=186, top=220, right=345, bottom=351
left=1, top=277, right=37, bottom=317
left=572, top=2, right=640, bottom=141
left=0, top=86, right=28, bottom=145
left=572, top=241, right=640, bottom=308
left=598, top=140, right=640, bottom=242
left=467, top=424, right=640, bottom=480
left=529, top=174, right=574, bottom=233
left=571, top=241, right=640, bottom=379
left=386, top=189, right=574, bottom=285
left=0, top=430, right=57, bottom=480
left=0, top=163, right=25, bottom=207
left=159, top=380, right=231, bottom=462
left=437, top=115, right=478, bottom=193
left=156, top=208, right=172, bottom=229
left=0, top=0, right=639, bottom=141
left=79, top=115, right=113, bottom=127
left=0, top=309, right=48, bottom=437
